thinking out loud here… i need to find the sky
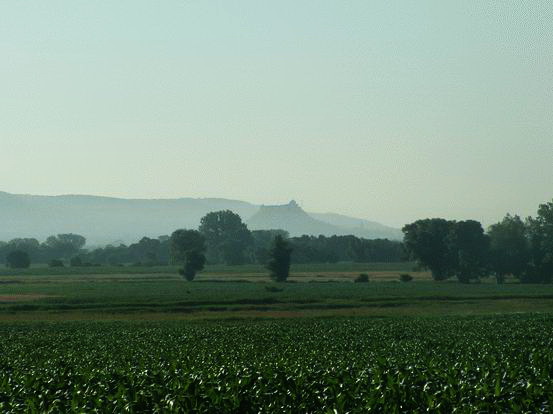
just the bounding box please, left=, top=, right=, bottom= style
left=1, top=1, right=552, bottom=228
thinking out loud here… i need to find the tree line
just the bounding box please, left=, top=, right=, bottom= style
left=0, top=210, right=404, bottom=269
left=0, top=234, right=86, bottom=268
left=402, top=199, right=553, bottom=283
left=4, top=197, right=551, bottom=284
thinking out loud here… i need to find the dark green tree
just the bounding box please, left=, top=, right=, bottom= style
left=44, top=234, right=86, bottom=260
left=128, top=237, right=161, bottom=265
left=48, top=259, right=64, bottom=267
left=449, top=220, right=489, bottom=283
left=267, top=235, right=293, bottom=282
left=6, top=250, right=31, bottom=269
left=251, top=230, right=289, bottom=264
left=199, top=210, right=252, bottom=265
left=488, top=214, right=530, bottom=283
left=526, top=199, right=553, bottom=283
left=6, top=238, right=40, bottom=261
left=170, top=229, right=206, bottom=281
left=402, top=219, right=455, bottom=281
left=180, top=250, right=207, bottom=282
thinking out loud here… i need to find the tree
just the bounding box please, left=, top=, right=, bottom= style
left=199, top=210, right=253, bottom=265
left=6, top=238, right=40, bottom=261
left=6, top=250, right=31, bottom=269
left=449, top=220, right=489, bottom=283
left=180, top=251, right=206, bottom=281
left=49, top=259, right=64, bottom=267
left=251, top=230, right=289, bottom=264
left=402, top=219, right=455, bottom=281
left=403, top=219, right=490, bottom=283
left=44, top=234, right=86, bottom=260
left=487, top=214, right=529, bottom=283
left=170, top=229, right=206, bottom=281
left=128, top=237, right=161, bottom=265
left=526, top=199, right=553, bottom=283
left=267, top=235, right=292, bottom=282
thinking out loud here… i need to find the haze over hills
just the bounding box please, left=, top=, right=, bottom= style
left=0, top=192, right=402, bottom=245
left=248, top=201, right=401, bottom=240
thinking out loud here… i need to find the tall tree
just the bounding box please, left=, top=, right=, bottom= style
left=128, top=237, right=161, bottom=265
left=251, top=230, right=289, bottom=264
left=44, top=234, right=86, bottom=260
left=6, top=250, right=31, bottom=269
left=199, top=210, right=252, bottom=265
left=6, top=238, right=40, bottom=261
left=170, top=229, right=206, bottom=281
left=267, top=235, right=293, bottom=282
left=402, top=219, right=455, bottom=281
left=527, top=199, right=553, bottom=283
left=449, top=220, right=489, bottom=283
left=488, top=214, right=529, bottom=283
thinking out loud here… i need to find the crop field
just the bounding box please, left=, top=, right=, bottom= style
left=1, top=263, right=553, bottom=412
left=1, top=315, right=553, bottom=412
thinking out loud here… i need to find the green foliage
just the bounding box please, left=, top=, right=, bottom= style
left=179, top=250, right=206, bottom=281
left=6, top=250, right=31, bottom=269
left=48, top=259, right=64, bottom=268
left=399, top=273, right=413, bottom=282
left=402, top=219, right=455, bottom=281
left=128, top=236, right=162, bottom=265
left=354, top=273, right=369, bottom=283
left=251, top=230, right=289, bottom=263
left=0, top=232, right=404, bottom=267
left=44, top=234, right=86, bottom=260
left=527, top=199, right=553, bottom=283
left=0, top=238, right=40, bottom=262
left=449, top=220, right=489, bottom=283
left=0, top=315, right=552, bottom=412
left=170, top=229, right=206, bottom=281
left=291, top=234, right=404, bottom=264
left=199, top=210, right=253, bottom=265
left=403, top=219, right=490, bottom=283
left=267, top=235, right=292, bottom=282
left=488, top=214, right=529, bottom=283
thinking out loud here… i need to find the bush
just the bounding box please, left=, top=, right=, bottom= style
left=70, top=256, right=83, bottom=267
left=6, top=251, right=31, bottom=269
left=49, top=259, right=64, bottom=268
left=400, top=273, right=413, bottom=282
left=354, top=273, right=369, bottom=283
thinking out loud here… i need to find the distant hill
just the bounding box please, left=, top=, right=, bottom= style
left=0, top=192, right=402, bottom=245
left=248, top=201, right=402, bottom=240
left=247, top=201, right=339, bottom=236
left=309, top=212, right=403, bottom=240
left=0, top=192, right=257, bottom=245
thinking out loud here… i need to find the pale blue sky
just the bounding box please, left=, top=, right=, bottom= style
left=1, top=1, right=552, bottom=227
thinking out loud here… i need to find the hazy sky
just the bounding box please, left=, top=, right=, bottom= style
left=1, top=1, right=552, bottom=227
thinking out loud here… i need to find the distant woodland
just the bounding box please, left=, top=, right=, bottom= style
left=0, top=210, right=403, bottom=268
left=2, top=198, right=552, bottom=284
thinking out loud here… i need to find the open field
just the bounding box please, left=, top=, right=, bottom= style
left=0, top=261, right=417, bottom=277
left=0, top=262, right=552, bottom=321
left=1, top=263, right=553, bottom=411
left=1, top=315, right=553, bottom=412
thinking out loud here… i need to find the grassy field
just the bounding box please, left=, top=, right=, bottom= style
left=0, top=261, right=417, bottom=276
left=0, top=262, right=551, bottom=320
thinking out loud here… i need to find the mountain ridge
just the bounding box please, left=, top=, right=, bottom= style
left=0, top=191, right=402, bottom=244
